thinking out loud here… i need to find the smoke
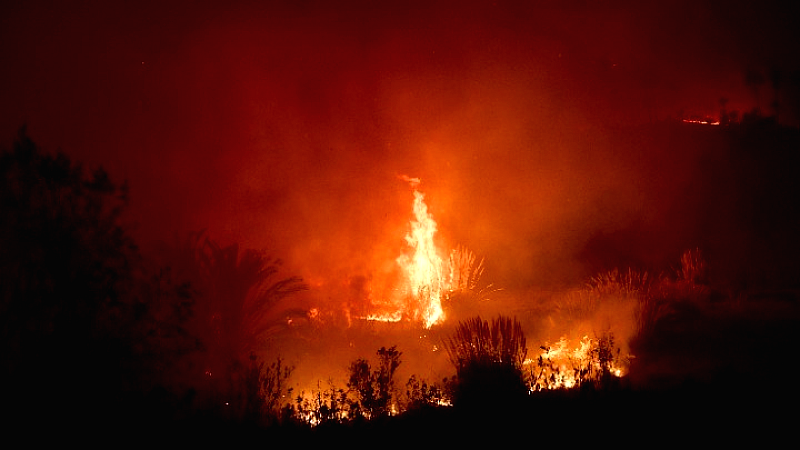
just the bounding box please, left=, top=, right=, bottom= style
left=4, top=1, right=796, bottom=289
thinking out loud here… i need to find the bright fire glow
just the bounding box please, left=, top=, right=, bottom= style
left=360, top=312, right=403, bottom=323
left=395, top=176, right=446, bottom=328
left=681, top=118, right=720, bottom=125
left=527, top=335, right=627, bottom=391
left=360, top=176, right=448, bottom=328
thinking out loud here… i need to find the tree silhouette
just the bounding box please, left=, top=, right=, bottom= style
left=745, top=68, right=766, bottom=113
left=0, top=128, right=306, bottom=429
left=236, top=353, right=294, bottom=425
left=719, top=97, right=732, bottom=125
left=0, top=127, right=146, bottom=422
left=346, top=346, right=402, bottom=419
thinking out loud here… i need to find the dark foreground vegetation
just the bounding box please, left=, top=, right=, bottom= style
left=2, top=119, right=799, bottom=443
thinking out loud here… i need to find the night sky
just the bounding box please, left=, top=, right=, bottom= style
left=2, top=0, right=799, bottom=287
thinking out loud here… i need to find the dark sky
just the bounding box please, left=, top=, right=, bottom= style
left=2, top=0, right=798, bottom=286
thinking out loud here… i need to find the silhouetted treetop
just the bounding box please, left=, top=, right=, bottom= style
left=0, top=127, right=141, bottom=420
left=154, top=229, right=308, bottom=395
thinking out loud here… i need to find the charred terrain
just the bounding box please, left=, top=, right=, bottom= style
left=2, top=118, right=799, bottom=443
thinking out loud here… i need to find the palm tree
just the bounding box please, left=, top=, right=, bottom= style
left=161, top=231, right=307, bottom=407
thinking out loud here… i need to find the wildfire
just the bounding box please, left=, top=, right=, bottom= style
left=356, top=176, right=448, bottom=328
left=360, top=312, right=403, bottom=323
left=681, top=118, right=720, bottom=126
left=528, top=335, right=628, bottom=391
left=394, top=176, right=447, bottom=328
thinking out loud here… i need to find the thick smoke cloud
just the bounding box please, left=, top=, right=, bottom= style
left=1, top=0, right=798, bottom=293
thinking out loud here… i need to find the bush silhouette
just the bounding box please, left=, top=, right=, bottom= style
left=443, top=316, right=529, bottom=408
left=347, top=346, right=402, bottom=420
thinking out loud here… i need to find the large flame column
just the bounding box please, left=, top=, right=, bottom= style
left=396, top=177, right=446, bottom=328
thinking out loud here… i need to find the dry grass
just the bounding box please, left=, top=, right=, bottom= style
left=443, top=246, right=497, bottom=321
left=678, top=247, right=707, bottom=284
left=448, top=246, right=485, bottom=292
left=443, top=316, right=528, bottom=372
left=548, top=248, right=714, bottom=378
left=587, top=267, right=653, bottom=298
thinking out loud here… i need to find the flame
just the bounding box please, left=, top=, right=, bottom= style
left=395, top=177, right=447, bottom=328
left=527, top=335, right=628, bottom=391
left=361, top=176, right=447, bottom=328
left=361, top=312, right=403, bottom=323
left=682, top=118, right=720, bottom=125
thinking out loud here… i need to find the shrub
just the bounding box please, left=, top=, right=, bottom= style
left=443, top=316, right=529, bottom=407
left=405, top=374, right=450, bottom=410
left=346, top=346, right=402, bottom=420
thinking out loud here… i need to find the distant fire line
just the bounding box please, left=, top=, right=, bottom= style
left=681, top=118, right=720, bottom=125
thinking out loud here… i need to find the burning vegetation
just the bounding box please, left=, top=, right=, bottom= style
left=355, top=175, right=491, bottom=330
left=5, top=0, right=800, bottom=442
left=3, top=119, right=800, bottom=439
left=367, top=175, right=447, bottom=328
left=264, top=185, right=730, bottom=426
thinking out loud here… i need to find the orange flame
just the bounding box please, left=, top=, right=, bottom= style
left=395, top=176, right=447, bottom=328
left=527, top=335, right=627, bottom=391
